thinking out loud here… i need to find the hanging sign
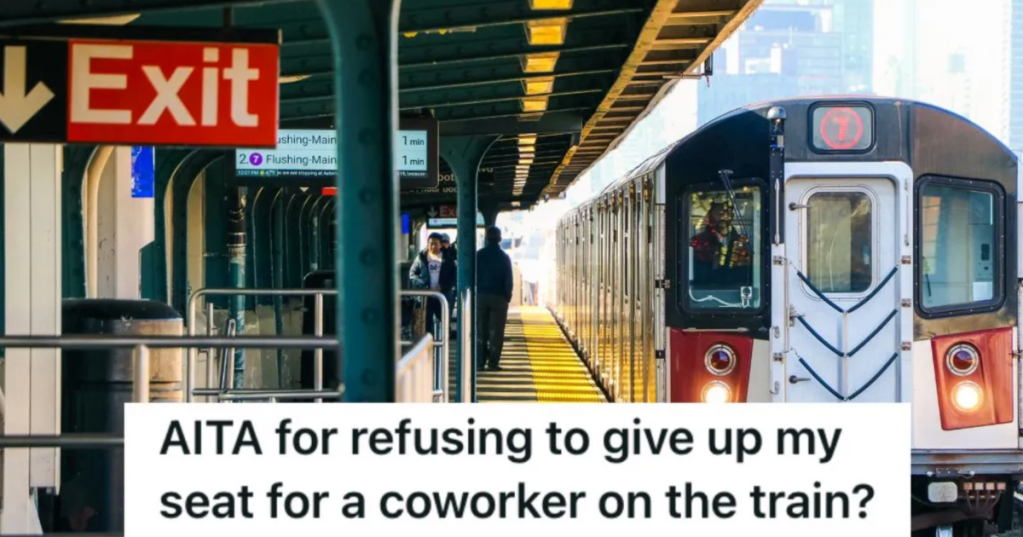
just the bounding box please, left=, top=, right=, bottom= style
left=0, top=32, right=279, bottom=148
left=232, top=117, right=439, bottom=190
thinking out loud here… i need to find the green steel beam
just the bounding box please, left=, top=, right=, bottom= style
left=204, top=158, right=229, bottom=309
left=271, top=190, right=286, bottom=386
left=170, top=151, right=224, bottom=314
left=441, top=134, right=499, bottom=403
left=226, top=186, right=247, bottom=389
left=297, top=195, right=312, bottom=276
left=281, top=0, right=645, bottom=47
left=152, top=148, right=192, bottom=303
left=314, top=0, right=399, bottom=402
left=434, top=101, right=598, bottom=123
left=62, top=146, right=94, bottom=300
left=0, top=0, right=302, bottom=25
left=285, top=194, right=303, bottom=288
left=401, top=51, right=623, bottom=85
left=283, top=63, right=615, bottom=109
left=440, top=110, right=584, bottom=136
left=399, top=67, right=616, bottom=93
left=251, top=188, right=277, bottom=304
left=399, top=42, right=630, bottom=70
left=400, top=5, right=643, bottom=35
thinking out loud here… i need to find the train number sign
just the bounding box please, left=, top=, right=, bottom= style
left=811, top=104, right=873, bottom=151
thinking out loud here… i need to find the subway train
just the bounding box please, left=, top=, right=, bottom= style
left=550, top=96, right=1022, bottom=535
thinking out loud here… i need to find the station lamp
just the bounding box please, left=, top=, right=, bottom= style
left=529, top=0, right=573, bottom=8
left=524, top=76, right=555, bottom=96
left=60, top=13, right=140, bottom=24
left=521, top=52, right=560, bottom=73
left=525, top=18, right=568, bottom=45
left=520, top=96, right=550, bottom=112
left=279, top=75, right=312, bottom=84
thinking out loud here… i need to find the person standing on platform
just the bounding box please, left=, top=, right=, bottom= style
left=439, top=232, right=457, bottom=333
left=409, top=232, right=456, bottom=337
left=476, top=226, right=513, bottom=371
left=441, top=233, right=457, bottom=262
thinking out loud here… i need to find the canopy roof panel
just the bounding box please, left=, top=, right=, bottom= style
left=0, top=0, right=762, bottom=212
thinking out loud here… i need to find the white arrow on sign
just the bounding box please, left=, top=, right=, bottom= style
left=299, top=187, right=309, bottom=193
left=0, top=46, right=54, bottom=134
left=427, top=207, right=438, bottom=217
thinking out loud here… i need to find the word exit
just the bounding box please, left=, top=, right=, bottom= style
left=0, top=35, right=279, bottom=148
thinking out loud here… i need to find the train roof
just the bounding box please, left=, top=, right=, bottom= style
left=585, top=94, right=1016, bottom=202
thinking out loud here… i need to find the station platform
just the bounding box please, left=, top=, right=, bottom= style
left=476, top=306, right=606, bottom=403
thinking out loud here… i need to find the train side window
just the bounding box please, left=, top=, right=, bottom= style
left=918, top=177, right=1002, bottom=312
left=805, top=191, right=873, bottom=293
left=682, top=184, right=761, bottom=311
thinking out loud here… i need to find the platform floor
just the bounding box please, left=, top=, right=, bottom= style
left=476, top=307, right=606, bottom=403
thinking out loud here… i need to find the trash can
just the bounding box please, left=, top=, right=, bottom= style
left=59, top=299, right=183, bottom=532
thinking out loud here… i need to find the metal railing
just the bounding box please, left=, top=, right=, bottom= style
left=460, top=289, right=472, bottom=403
left=397, top=334, right=435, bottom=402
left=400, top=290, right=450, bottom=402
left=186, top=288, right=339, bottom=403
left=0, top=336, right=336, bottom=452
left=0, top=289, right=452, bottom=451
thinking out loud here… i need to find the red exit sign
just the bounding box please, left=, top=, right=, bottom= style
left=0, top=35, right=279, bottom=147
left=67, top=40, right=279, bottom=147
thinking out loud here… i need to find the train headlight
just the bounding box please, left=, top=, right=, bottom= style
left=705, top=344, right=737, bottom=376
left=702, top=381, right=731, bottom=403
left=952, top=381, right=982, bottom=411
left=946, top=344, right=980, bottom=376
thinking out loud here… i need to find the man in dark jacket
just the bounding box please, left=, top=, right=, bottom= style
left=409, top=232, right=456, bottom=337
left=476, top=226, right=513, bottom=371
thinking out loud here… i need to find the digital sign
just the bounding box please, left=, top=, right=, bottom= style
left=811, top=105, right=873, bottom=152
left=232, top=117, right=439, bottom=189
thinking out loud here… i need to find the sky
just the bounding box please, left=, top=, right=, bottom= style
left=872, top=0, right=1009, bottom=141
left=500, top=0, right=1015, bottom=233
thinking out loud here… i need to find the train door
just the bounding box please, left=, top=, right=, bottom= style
left=782, top=163, right=911, bottom=403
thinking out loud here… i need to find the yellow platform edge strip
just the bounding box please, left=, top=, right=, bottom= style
left=519, top=307, right=606, bottom=403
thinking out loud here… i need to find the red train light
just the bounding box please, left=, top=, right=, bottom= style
left=931, top=328, right=1013, bottom=431
left=701, top=380, right=732, bottom=403
left=950, top=381, right=983, bottom=412
left=670, top=329, right=752, bottom=403
left=705, top=345, right=737, bottom=375
left=946, top=344, right=979, bottom=376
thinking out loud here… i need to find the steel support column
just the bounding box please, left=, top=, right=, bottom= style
left=226, top=189, right=247, bottom=389
left=442, top=135, right=498, bottom=403
left=315, top=0, right=400, bottom=402
left=271, top=191, right=286, bottom=386
left=482, top=207, right=499, bottom=229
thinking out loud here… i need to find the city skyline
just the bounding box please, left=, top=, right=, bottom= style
left=509, top=0, right=1016, bottom=227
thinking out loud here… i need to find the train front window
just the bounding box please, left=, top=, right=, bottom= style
left=805, top=191, right=873, bottom=293
left=918, top=178, right=1001, bottom=312
left=684, top=186, right=761, bottom=310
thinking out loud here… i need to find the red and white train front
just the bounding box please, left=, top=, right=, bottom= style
left=552, top=97, right=1023, bottom=534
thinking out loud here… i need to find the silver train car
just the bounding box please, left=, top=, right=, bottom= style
left=551, top=96, right=1023, bottom=536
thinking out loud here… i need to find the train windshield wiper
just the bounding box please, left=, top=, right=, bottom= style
left=717, top=169, right=754, bottom=305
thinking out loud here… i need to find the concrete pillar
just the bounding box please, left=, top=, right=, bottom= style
left=92, top=146, right=155, bottom=299
left=2, top=143, right=62, bottom=534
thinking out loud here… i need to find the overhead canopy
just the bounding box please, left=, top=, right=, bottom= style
left=0, top=0, right=763, bottom=212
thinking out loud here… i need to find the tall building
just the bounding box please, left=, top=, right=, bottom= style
left=696, top=0, right=874, bottom=125
left=1010, top=0, right=1023, bottom=152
